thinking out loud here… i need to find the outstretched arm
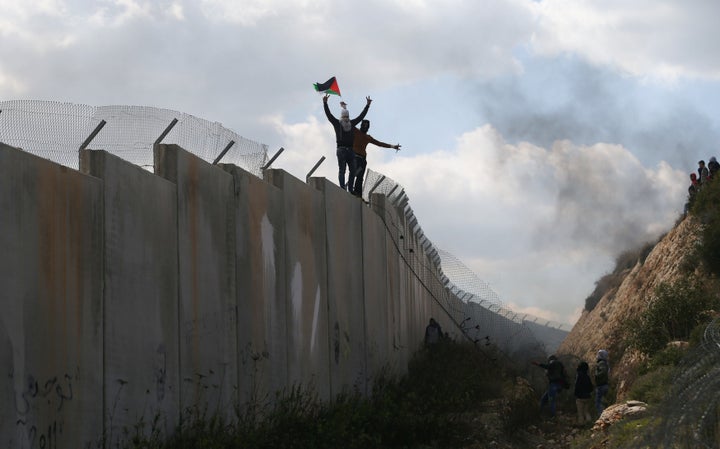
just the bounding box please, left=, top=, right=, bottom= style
left=368, top=135, right=401, bottom=150
left=351, top=96, right=372, bottom=125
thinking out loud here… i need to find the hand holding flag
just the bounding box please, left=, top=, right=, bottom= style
left=314, top=76, right=341, bottom=96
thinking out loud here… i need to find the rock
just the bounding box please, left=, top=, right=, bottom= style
left=592, top=400, right=648, bottom=432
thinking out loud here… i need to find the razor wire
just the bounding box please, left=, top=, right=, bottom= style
left=363, top=168, right=568, bottom=356
left=603, top=318, right=720, bottom=448
left=0, top=100, right=268, bottom=176
left=647, top=317, right=720, bottom=448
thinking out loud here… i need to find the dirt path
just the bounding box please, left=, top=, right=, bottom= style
left=460, top=408, right=596, bottom=449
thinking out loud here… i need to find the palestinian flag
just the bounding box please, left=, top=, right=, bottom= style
left=314, top=76, right=341, bottom=96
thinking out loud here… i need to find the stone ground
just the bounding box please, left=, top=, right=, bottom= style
left=456, top=403, right=603, bottom=449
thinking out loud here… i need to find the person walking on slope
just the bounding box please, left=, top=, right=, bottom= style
left=574, top=361, right=594, bottom=426
left=323, top=94, right=372, bottom=191
left=532, top=355, right=567, bottom=418
left=349, top=119, right=401, bottom=197
left=594, top=349, right=610, bottom=414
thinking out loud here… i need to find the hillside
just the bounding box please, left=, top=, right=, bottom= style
left=558, top=215, right=701, bottom=399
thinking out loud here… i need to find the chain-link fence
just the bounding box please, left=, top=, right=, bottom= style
left=0, top=100, right=268, bottom=176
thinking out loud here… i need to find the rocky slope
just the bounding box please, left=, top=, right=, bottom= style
left=557, top=215, right=701, bottom=399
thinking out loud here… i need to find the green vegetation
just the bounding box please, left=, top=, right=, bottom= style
left=691, top=174, right=720, bottom=276
left=122, top=341, right=538, bottom=449
left=620, top=183, right=720, bottom=356
left=625, top=278, right=717, bottom=355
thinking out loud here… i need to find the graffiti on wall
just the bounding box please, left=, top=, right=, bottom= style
left=10, top=367, right=78, bottom=449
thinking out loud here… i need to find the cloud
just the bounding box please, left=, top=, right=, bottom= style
left=0, top=70, right=26, bottom=94
left=368, top=125, right=685, bottom=324
left=0, top=0, right=711, bottom=327
left=472, top=55, right=720, bottom=169
left=264, top=113, right=336, bottom=181
left=268, top=112, right=686, bottom=326
left=530, top=0, right=720, bottom=80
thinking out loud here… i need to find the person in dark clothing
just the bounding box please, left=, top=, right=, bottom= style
left=350, top=119, right=401, bottom=197
left=424, top=318, right=443, bottom=346
left=594, top=349, right=610, bottom=414
left=698, top=160, right=709, bottom=186
left=685, top=173, right=700, bottom=215
left=574, top=361, right=594, bottom=426
left=323, top=94, right=372, bottom=191
left=709, top=156, right=720, bottom=180
left=532, top=355, right=567, bottom=417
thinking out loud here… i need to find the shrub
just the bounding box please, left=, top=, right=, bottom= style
left=584, top=272, right=621, bottom=312
left=626, top=278, right=718, bottom=355
left=126, top=340, right=508, bottom=449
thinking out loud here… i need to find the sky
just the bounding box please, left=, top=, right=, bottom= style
left=2, top=0, right=719, bottom=326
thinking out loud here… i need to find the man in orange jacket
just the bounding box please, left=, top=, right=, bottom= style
left=349, top=119, right=401, bottom=197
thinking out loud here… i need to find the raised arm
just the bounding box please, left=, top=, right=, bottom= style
left=351, top=96, right=372, bottom=126
left=323, top=94, right=337, bottom=124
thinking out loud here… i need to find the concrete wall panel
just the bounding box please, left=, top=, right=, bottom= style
left=314, top=178, right=366, bottom=396
left=265, top=170, right=330, bottom=399
left=383, top=198, right=409, bottom=373
left=363, top=195, right=392, bottom=382
left=223, top=165, right=287, bottom=408
left=0, top=144, right=103, bottom=448
left=155, top=144, right=238, bottom=416
left=80, top=150, right=180, bottom=446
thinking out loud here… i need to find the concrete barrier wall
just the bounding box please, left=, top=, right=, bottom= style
left=1, top=144, right=104, bottom=448
left=222, top=164, right=287, bottom=408
left=264, top=170, right=331, bottom=400
left=315, top=178, right=367, bottom=396
left=0, top=143, right=455, bottom=448
left=155, top=144, right=238, bottom=419
left=79, top=150, right=180, bottom=445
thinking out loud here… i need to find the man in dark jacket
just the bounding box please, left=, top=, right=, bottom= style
left=323, top=94, right=372, bottom=191
left=533, top=355, right=567, bottom=417
left=424, top=318, right=443, bottom=346
left=574, top=361, right=594, bottom=426
left=698, top=160, right=710, bottom=186
left=709, top=156, right=720, bottom=180
left=595, top=349, right=610, bottom=414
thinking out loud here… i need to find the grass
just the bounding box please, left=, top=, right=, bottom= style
left=121, top=340, right=531, bottom=449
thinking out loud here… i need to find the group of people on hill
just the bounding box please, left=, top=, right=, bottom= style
left=686, top=157, right=720, bottom=213
left=532, top=349, right=610, bottom=426
left=323, top=94, right=401, bottom=198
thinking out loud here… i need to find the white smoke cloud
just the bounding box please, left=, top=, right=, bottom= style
left=267, top=117, right=687, bottom=325
left=530, top=0, right=720, bottom=80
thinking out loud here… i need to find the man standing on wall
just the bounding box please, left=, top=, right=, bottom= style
left=323, top=94, right=372, bottom=191
left=350, top=119, right=401, bottom=198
